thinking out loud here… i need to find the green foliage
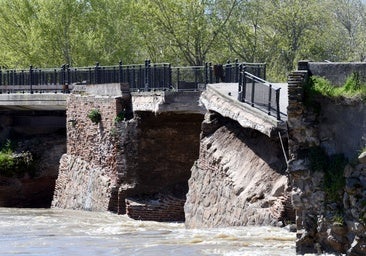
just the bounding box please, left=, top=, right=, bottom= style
left=307, top=74, right=366, bottom=100
left=332, top=213, right=344, bottom=224
left=323, top=154, right=347, bottom=202
left=1, top=0, right=366, bottom=80
left=0, top=151, right=15, bottom=174
left=87, top=109, right=101, bottom=124
left=114, top=111, right=125, bottom=123
left=307, top=146, right=347, bottom=203
left=0, top=140, right=34, bottom=177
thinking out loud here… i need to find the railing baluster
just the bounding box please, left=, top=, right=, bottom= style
left=268, top=84, right=272, bottom=115
left=29, top=66, right=33, bottom=94
left=276, top=89, right=281, bottom=120
left=251, top=75, right=255, bottom=107
left=119, top=61, right=123, bottom=84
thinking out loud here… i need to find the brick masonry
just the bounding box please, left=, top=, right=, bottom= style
left=52, top=87, right=203, bottom=222
left=184, top=111, right=293, bottom=228
left=52, top=94, right=124, bottom=211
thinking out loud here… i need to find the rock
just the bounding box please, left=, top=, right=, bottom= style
left=358, top=151, right=366, bottom=164
left=347, top=236, right=366, bottom=256
left=284, top=224, right=297, bottom=232
left=344, top=164, right=355, bottom=178
left=346, top=178, right=362, bottom=194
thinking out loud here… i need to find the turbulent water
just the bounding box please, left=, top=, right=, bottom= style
left=0, top=208, right=296, bottom=256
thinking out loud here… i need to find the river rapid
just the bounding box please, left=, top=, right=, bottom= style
left=0, top=207, right=297, bottom=256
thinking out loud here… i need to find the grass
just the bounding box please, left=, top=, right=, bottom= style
left=308, top=72, right=366, bottom=101
left=307, top=146, right=347, bottom=202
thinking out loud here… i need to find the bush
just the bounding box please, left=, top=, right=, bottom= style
left=0, top=140, right=35, bottom=177
left=87, top=109, right=102, bottom=124
left=0, top=152, right=15, bottom=175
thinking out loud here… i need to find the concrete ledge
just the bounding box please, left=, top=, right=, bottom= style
left=84, top=83, right=129, bottom=96
left=0, top=93, right=67, bottom=111
left=131, top=91, right=205, bottom=114
left=201, top=84, right=286, bottom=137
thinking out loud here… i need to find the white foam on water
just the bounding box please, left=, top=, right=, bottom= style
left=0, top=208, right=300, bottom=256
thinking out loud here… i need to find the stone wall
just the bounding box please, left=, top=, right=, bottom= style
left=52, top=86, right=203, bottom=222
left=184, top=111, right=293, bottom=228
left=287, top=67, right=366, bottom=255
left=126, top=194, right=185, bottom=222
left=119, top=111, right=203, bottom=219
left=52, top=94, right=126, bottom=211
left=302, top=61, right=366, bottom=86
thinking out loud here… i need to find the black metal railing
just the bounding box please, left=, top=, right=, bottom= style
left=0, top=60, right=266, bottom=93
left=0, top=60, right=173, bottom=93
left=171, top=65, right=208, bottom=91
left=0, top=60, right=283, bottom=120
left=238, top=68, right=283, bottom=120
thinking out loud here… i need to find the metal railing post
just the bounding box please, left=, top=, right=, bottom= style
left=242, top=68, right=247, bottom=102
left=94, top=62, right=100, bottom=84
left=144, top=59, right=150, bottom=90
left=6, top=70, right=9, bottom=87
left=276, top=88, right=281, bottom=120
left=238, top=64, right=243, bottom=102
left=66, top=64, right=70, bottom=85
left=268, top=84, right=272, bottom=115
left=177, top=67, right=180, bottom=91
left=53, top=69, right=57, bottom=86
left=194, top=66, right=198, bottom=89
left=204, top=62, right=209, bottom=85
left=251, top=74, right=255, bottom=107
left=209, top=62, right=213, bottom=83
left=168, top=64, right=172, bottom=89
left=29, top=66, right=34, bottom=94
left=61, top=64, right=66, bottom=86
left=119, top=60, right=123, bottom=84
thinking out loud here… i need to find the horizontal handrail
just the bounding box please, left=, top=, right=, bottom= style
left=0, top=60, right=282, bottom=122
left=238, top=69, right=283, bottom=120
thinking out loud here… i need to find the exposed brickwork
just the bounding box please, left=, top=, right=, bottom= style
left=52, top=94, right=124, bottom=211
left=185, top=111, right=292, bottom=228
left=52, top=88, right=203, bottom=222
left=126, top=194, right=185, bottom=222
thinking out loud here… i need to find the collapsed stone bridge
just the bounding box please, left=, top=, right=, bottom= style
left=2, top=61, right=366, bottom=255
left=42, top=79, right=292, bottom=228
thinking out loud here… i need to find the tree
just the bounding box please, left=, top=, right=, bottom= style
left=0, top=0, right=41, bottom=68
left=224, top=0, right=268, bottom=63
left=141, top=0, right=239, bottom=66
left=331, top=0, right=366, bottom=61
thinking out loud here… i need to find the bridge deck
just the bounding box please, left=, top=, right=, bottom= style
left=0, top=93, right=67, bottom=111
left=200, top=83, right=287, bottom=137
